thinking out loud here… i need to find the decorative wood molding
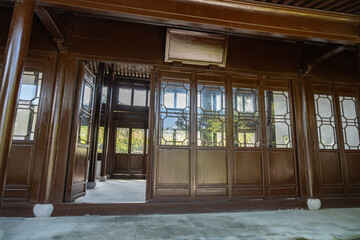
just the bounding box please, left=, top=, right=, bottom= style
left=35, top=0, right=360, bottom=44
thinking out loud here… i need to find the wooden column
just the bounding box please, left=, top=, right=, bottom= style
left=38, top=50, right=68, bottom=204
left=88, top=63, right=105, bottom=187
left=358, top=45, right=360, bottom=79
left=0, top=0, right=35, bottom=211
left=100, top=66, right=114, bottom=180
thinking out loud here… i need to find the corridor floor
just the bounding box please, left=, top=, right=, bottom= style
left=0, top=208, right=360, bottom=240
left=74, top=179, right=146, bottom=203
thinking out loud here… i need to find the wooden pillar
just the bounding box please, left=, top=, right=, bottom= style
left=100, top=66, right=114, bottom=180
left=38, top=50, right=68, bottom=204
left=358, top=45, right=360, bottom=79
left=0, top=0, right=35, bottom=211
left=88, top=63, right=105, bottom=187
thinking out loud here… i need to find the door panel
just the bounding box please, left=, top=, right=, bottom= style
left=234, top=151, right=262, bottom=185
left=65, top=62, right=95, bottom=202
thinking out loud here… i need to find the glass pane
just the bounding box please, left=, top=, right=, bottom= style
left=160, top=115, right=189, bottom=145
left=79, top=115, right=90, bottom=144
left=233, top=88, right=260, bottom=147
left=339, top=96, right=360, bottom=150
left=133, top=89, right=147, bottom=106
left=159, top=82, right=190, bottom=146
left=265, top=90, right=292, bottom=148
left=116, top=128, right=129, bottom=153
left=102, top=86, right=108, bottom=103
left=197, top=85, right=226, bottom=146
left=13, top=71, right=43, bottom=141
left=97, top=126, right=104, bottom=153
left=131, top=129, right=145, bottom=154
left=118, top=87, right=132, bottom=105
left=83, top=84, right=92, bottom=111
left=314, top=94, right=337, bottom=149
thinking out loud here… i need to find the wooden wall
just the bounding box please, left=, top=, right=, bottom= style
left=0, top=4, right=359, bottom=208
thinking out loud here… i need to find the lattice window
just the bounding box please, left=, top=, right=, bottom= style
left=78, top=80, right=94, bottom=144
left=116, top=128, right=129, bottom=153
left=197, top=85, right=226, bottom=147
left=131, top=128, right=145, bottom=154
left=265, top=90, right=292, bottom=148
left=233, top=88, right=260, bottom=147
left=314, top=94, right=337, bottom=149
left=159, top=82, right=190, bottom=146
left=13, top=71, right=43, bottom=141
left=339, top=96, right=360, bottom=150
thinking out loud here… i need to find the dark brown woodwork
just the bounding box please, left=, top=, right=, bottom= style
left=36, top=0, right=360, bottom=44
left=100, top=67, right=114, bottom=179
left=87, top=63, right=104, bottom=185
left=301, top=44, right=346, bottom=75
left=65, top=62, right=96, bottom=201
left=0, top=0, right=35, bottom=212
left=35, top=6, right=66, bottom=49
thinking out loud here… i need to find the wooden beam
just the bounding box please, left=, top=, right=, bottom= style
left=301, top=43, right=346, bottom=74
left=0, top=0, right=35, bottom=213
left=303, top=0, right=322, bottom=8
left=324, top=0, right=352, bottom=11
left=35, top=6, right=66, bottom=49
left=293, top=0, right=307, bottom=7
left=35, top=0, right=360, bottom=44
left=283, top=0, right=297, bottom=5
left=336, top=2, right=360, bottom=12
left=314, top=0, right=337, bottom=9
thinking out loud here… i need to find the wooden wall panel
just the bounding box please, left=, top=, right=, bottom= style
left=114, top=154, right=128, bottom=173
left=345, top=153, right=360, bottom=196
left=267, top=151, right=295, bottom=185
left=73, top=146, right=89, bottom=183
left=196, top=150, right=227, bottom=185
left=234, top=151, right=262, bottom=185
left=130, top=155, right=143, bottom=174
left=318, top=151, right=344, bottom=196
left=4, top=144, right=33, bottom=202
left=157, top=149, right=190, bottom=185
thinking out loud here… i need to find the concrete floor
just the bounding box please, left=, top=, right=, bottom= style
left=74, top=179, right=146, bottom=203
left=0, top=208, right=359, bottom=240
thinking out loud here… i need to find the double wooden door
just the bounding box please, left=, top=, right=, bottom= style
left=113, top=125, right=147, bottom=178
left=152, top=68, right=299, bottom=200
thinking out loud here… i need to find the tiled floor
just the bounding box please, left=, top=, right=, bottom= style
left=74, top=179, right=146, bottom=203
left=1, top=208, right=360, bottom=240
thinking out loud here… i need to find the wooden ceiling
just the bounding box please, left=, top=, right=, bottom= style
left=250, top=0, right=360, bottom=15
left=87, top=61, right=151, bottom=79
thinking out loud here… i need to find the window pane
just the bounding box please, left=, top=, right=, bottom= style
left=79, top=115, right=90, bottom=144
left=314, top=94, right=337, bottom=149
left=83, top=84, right=93, bottom=111
left=265, top=90, right=292, bottom=148
left=118, top=87, right=132, bottom=105
left=233, top=88, right=260, bottom=147
left=339, top=96, right=360, bottom=150
left=97, top=126, right=104, bottom=153
left=131, top=129, right=145, bottom=154
left=13, top=71, right=42, bottom=141
left=102, top=86, right=108, bottom=103
left=116, top=128, right=129, bottom=153
left=197, top=85, right=226, bottom=147
left=159, top=82, right=190, bottom=146
left=133, top=89, right=147, bottom=106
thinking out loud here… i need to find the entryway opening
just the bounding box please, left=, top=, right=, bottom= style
left=66, top=60, right=151, bottom=204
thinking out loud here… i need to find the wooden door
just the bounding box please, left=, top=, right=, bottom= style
left=65, top=62, right=96, bottom=202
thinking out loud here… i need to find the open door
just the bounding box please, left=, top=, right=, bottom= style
left=65, top=62, right=96, bottom=201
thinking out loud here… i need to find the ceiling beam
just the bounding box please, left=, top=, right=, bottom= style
left=324, top=0, right=352, bottom=11
left=314, top=0, right=337, bottom=9
left=335, top=2, right=360, bottom=12
left=303, top=0, right=322, bottom=8
left=301, top=43, right=346, bottom=74
left=35, top=6, right=66, bottom=50
left=34, top=0, right=360, bottom=44
left=282, top=0, right=297, bottom=5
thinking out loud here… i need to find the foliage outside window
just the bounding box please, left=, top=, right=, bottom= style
left=116, top=128, right=129, bottom=153
left=265, top=90, right=292, bottom=148
left=197, top=85, right=226, bottom=147
left=159, top=82, right=190, bottom=146
left=131, top=129, right=145, bottom=154
left=233, top=88, right=260, bottom=147
left=339, top=96, right=360, bottom=150
left=13, top=71, right=43, bottom=141
left=97, top=126, right=104, bottom=153
left=314, top=94, right=337, bottom=149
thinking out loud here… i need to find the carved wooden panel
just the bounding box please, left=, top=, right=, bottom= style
left=196, top=150, right=227, bottom=185
left=234, top=151, right=262, bottom=185
left=267, top=151, right=295, bottom=185
left=4, top=144, right=33, bottom=202
left=157, top=149, right=190, bottom=185
left=345, top=152, right=360, bottom=196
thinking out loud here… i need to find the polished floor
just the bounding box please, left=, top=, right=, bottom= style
left=0, top=208, right=360, bottom=240
left=74, top=179, right=146, bottom=203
